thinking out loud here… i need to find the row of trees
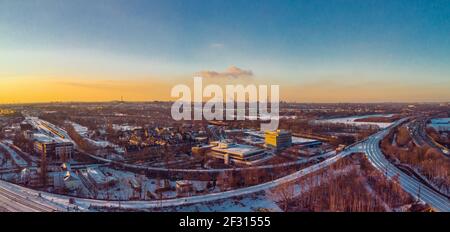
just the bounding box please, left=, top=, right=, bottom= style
left=381, top=127, right=450, bottom=195
left=426, top=127, right=449, bottom=148
left=269, top=154, right=418, bottom=212
left=395, top=126, right=412, bottom=147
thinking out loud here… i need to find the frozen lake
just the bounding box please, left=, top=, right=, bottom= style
left=314, top=114, right=395, bottom=129
left=428, top=118, right=450, bottom=131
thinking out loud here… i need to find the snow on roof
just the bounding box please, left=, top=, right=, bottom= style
left=211, top=142, right=264, bottom=156
left=86, top=168, right=113, bottom=184
left=112, top=124, right=142, bottom=132
left=176, top=180, right=192, bottom=186
left=33, top=133, right=71, bottom=144
left=245, top=129, right=319, bottom=145
left=69, top=122, right=89, bottom=137
left=292, top=136, right=318, bottom=145
left=64, top=171, right=80, bottom=182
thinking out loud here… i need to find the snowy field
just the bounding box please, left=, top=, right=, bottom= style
left=314, top=114, right=394, bottom=129
left=71, top=167, right=216, bottom=201
left=163, top=192, right=281, bottom=212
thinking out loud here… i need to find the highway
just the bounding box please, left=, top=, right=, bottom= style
left=28, top=116, right=335, bottom=175
left=362, top=129, right=450, bottom=212
left=0, top=147, right=357, bottom=211
left=83, top=149, right=337, bottom=174
left=0, top=117, right=449, bottom=211
left=408, top=117, right=449, bottom=157
left=36, top=148, right=359, bottom=210
left=28, top=117, right=338, bottom=174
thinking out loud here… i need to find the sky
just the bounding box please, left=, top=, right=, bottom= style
left=1, top=0, right=450, bottom=103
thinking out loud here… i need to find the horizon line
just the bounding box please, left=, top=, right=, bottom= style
left=1, top=100, right=449, bottom=106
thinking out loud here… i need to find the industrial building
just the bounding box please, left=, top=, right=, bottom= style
left=208, top=141, right=268, bottom=165
left=33, top=133, right=74, bottom=162
left=81, top=168, right=117, bottom=189
left=265, top=130, right=292, bottom=150
left=191, top=144, right=214, bottom=156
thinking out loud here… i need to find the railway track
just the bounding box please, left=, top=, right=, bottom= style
left=0, top=186, right=58, bottom=212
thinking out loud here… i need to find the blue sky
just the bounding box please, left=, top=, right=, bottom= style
left=1, top=0, right=450, bottom=102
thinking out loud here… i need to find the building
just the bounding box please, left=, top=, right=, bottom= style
left=208, top=141, right=267, bottom=164
left=83, top=168, right=117, bottom=189
left=53, top=171, right=82, bottom=191
left=265, top=130, right=292, bottom=150
left=191, top=144, right=213, bottom=156
left=33, top=133, right=74, bottom=162
left=336, top=144, right=347, bottom=153
left=63, top=171, right=82, bottom=191
left=176, top=180, right=193, bottom=196
left=23, top=130, right=34, bottom=140
left=20, top=122, right=33, bottom=131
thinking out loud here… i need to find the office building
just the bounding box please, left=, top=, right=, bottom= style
left=265, top=130, right=292, bottom=150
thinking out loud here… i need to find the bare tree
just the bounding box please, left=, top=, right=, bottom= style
left=268, top=182, right=295, bottom=211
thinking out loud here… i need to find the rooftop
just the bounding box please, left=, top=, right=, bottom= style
left=33, top=133, right=71, bottom=144
left=265, top=130, right=291, bottom=136
left=211, top=142, right=265, bottom=157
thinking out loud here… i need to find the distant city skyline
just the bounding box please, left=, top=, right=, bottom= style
left=1, top=0, right=450, bottom=103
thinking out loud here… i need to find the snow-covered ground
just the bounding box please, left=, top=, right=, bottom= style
left=112, top=124, right=141, bottom=132
left=70, top=122, right=89, bottom=137
left=71, top=166, right=215, bottom=201
left=0, top=147, right=355, bottom=212
left=164, top=159, right=356, bottom=212
left=240, top=136, right=265, bottom=145
left=314, top=114, right=394, bottom=129
left=0, top=152, right=16, bottom=169
left=245, top=115, right=298, bottom=120
left=292, top=136, right=316, bottom=144
left=164, top=193, right=281, bottom=212
left=0, top=141, right=28, bottom=168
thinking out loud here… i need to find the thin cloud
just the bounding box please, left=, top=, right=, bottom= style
left=209, top=43, right=225, bottom=49
left=196, top=66, right=253, bottom=79
left=57, top=80, right=127, bottom=91
left=58, top=81, right=108, bottom=89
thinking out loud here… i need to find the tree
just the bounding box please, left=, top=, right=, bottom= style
left=268, top=182, right=295, bottom=211
left=396, top=126, right=411, bottom=146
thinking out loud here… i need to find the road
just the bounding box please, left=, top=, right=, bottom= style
left=0, top=147, right=356, bottom=211
left=36, top=148, right=359, bottom=210
left=0, top=183, right=62, bottom=212
left=408, top=117, right=449, bottom=157
left=362, top=128, right=450, bottom=212
left=84, top=149, right=337, bottom=174
left=0, top=141, right=29, bottom=168
left=31, top=117, right=337, bottom=174
left=0, top=117, right=449, bottom=211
